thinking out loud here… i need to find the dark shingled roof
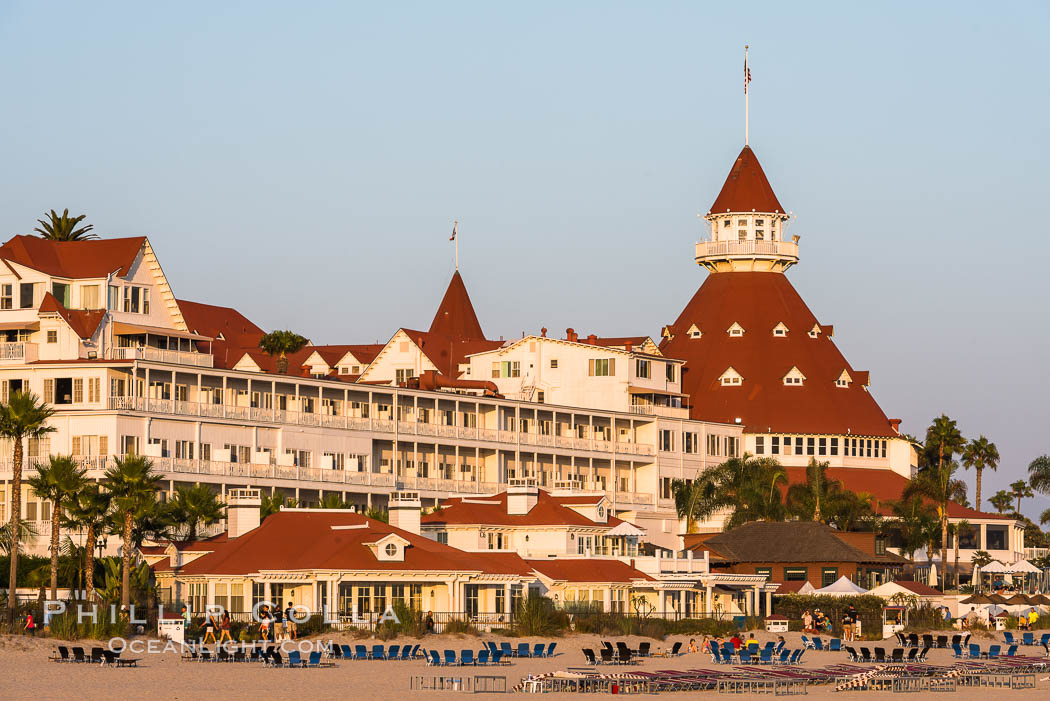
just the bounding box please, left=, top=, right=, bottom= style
left=691, top=521, right=890, bottom=564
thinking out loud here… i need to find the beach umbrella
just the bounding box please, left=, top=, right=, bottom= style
left=1004, top=594, right=1030, bottom=606
left=981, top=561, right=1008, bottom=573
left=960, top=594, right=992, bottom=605
left=1029, top=594, right=1050, bottom=605
left=1009, top=560, right=1042, bottom=574
left=985, top=593, right=1008, bottom=604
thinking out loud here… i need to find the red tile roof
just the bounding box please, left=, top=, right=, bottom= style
left=421, top=489, right=621, bottom=528
left=707, top=146, right=785, bottom=215
left=401, top=328, right=503, bottom=378
left=179, top=510, right=532, bottom=576
left=660, top=271, right=897, bottom=436
left=771, top=581, right=813, bottom=594
left=0, top=235, right=145, bottom=278
left=177, top=299, right=265, bottom=369
left=306, top=344, right=384, bottom=368
left=38, top=292, right=106, bottom=339
left=429, top=271, right=485, bottom=340
left=781, top=466, right=1012, bottom=521
left=527, top=558, right=653, bottom=583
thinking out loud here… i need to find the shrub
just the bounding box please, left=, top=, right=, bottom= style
left=442, top=618, right=479, bottom=636
left=47, top=612, right=129, bottom=641
left=514, top=594, right=569, bottom=637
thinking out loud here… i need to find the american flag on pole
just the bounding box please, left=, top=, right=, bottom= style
left=450, top=221, right=458, bottom=241
left=744, top=53, right=751, bottom=94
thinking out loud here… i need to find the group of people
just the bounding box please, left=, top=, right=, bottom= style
left=800, top=606, right=860, bottom=639
left=180, top=602, right=300, bottom=644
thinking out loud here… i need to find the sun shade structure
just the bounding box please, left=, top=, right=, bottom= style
left=1007, top=559, right=1042, bottom=574
left=813, top=575, right=868, bottom=596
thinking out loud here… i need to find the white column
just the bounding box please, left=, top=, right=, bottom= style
left=658, top=590, right=666, bottom=618
left=705, top=585, right=713, bottom=615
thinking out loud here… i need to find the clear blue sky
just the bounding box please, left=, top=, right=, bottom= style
left=2, top=2, right=1047, bottom=519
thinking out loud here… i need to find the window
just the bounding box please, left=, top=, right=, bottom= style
left=756, top=567, right=772, bottom=578
left=807, top=437, right=815, bottom=456
left=835, top=378, right=849, bottom=388
left=88, top=377, right=101, bottom=402
left=719, top=368, right=743, bottom=386
left=491, top=361, right=520, bottom=378
left=73, top=379, right=83, bottom=403
left=107, top=285, right=119, bottom=311
left=722, top=219, right=729, bottom=228
left=660, top=477, right=673, bottom=500
left=536, top=391, right=545, bottom=403
left=783, top=567, right=808, bottom=581
left=726, top=436, right=739, bottom=457
left=81, top=285, right=100, bottom=310
left=19, top=283, right=35, bottom=309
left=175, top=440, right=194, bottom=459
left=52, top=282, right=71, bottom=307
left=46, top=330, right=57, bottom=344
left=588, top=358, right=614, bottom=376
left=830, top=438, right=839, bottom=456
left=755, top=219, right=764, bottom=227
left=659, top=429, right=675, bottom=452
left=550, top=359, right=558, bottom=369
left=821, top=568, right=838, bottom=587
left=755, top=436, right=765, bottom=454
left=727, top=322, right=744, bottom=337
left=706, top=434, right=720, bottom=456
left=784, top=376, right=802, bottom=385
left=395, top=368, right=414, bottom=384
left=772, top=322, right=788, bottom=337
left=795, top=436, right=803, bottom=455
left=738, top=219, right=747, bottom=226
left=771, top=436, right=780, bottom=455
left=142, top=288, right=150, bottom=314
left=683, top=432, right=697, bottom=454
left=665, top=363, right=677, bottom=382
left=436, top=532, right=448, bottom=545
left=0, top=284, right=11, bottom=310
left=384, top=543, right=398, bottom=557
left=818, top=437, right=827, bottom=456
left=635, top=359, right=651, bottom=379
left=875, top=536, right=888, bottom=555
left=755, top=229, right=764, bottom=240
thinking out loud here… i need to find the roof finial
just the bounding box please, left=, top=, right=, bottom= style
left=744, top=45, right=751, bottom=147
left=449, top=220, right=459, bottom=270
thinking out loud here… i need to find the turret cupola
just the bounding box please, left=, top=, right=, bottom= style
left=696, top=146, right=798, bottom=273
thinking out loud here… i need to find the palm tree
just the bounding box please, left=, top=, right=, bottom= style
left=961, top=436, right=999, bottom=511
left=318, top=493, right=351, bottom=509
left=1041, top=509, right=1050, bottom=527
left=63, top=483, right=111, bottom=602
left=0, top=520, right=39, bottom=555
left=258, top=330, right=308, bottom=374
left=672, top=454, right=787, bottom=532
left=104, top=455, right=164, bottom=608
left=786, top=459, right=841, bottom=523
left=925, top=415, right=965, bottom=476
left=988, top=490, right=1013, bottom=514
left=168, top=484, right=226, bottom=541
left=672, top=476, right=726, bottom=534
left=889, top=495, right=938, bottom=561
left=903, top=459, right=967, bottom=590
left=1, top=390, right=56, bottom=624
left=951, top=519, right=971, bottom=590
left=27, top=456, right=87, bottom=602
left=828, top=491, right=877, bottom=532
left=1027, top=455, right=1050, bottom=495
left=33, top=208, right=97, bottom=240
left=1009, top=480, right=1033, bottom=514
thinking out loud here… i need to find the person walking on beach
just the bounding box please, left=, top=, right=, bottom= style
left=259, top=605, right=272, bottom=642
left=217, top=611, right=232, bottom=644
left=272, top=604, right=285, bottom=642
left=802, top=610, right=813, bottom=632
left=284, top=602, right=297, bottom=640
left=24, top=611, right=35, bottom=636
left=202, top=613, right=218, bottom=644
left=425, top=611, right=435, bottom=633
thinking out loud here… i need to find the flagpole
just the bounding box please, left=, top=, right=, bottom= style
left=454, top=220, right=459, bottom=271
left=744, top=44, right=749, bottom=147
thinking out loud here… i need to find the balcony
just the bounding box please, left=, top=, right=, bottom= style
left=629, top=404, right=689, bottom=419
left=0, top=341, right=38, bottom=364
left=111, top=346, right=214, bottom=367
left=695, top=239, right=799, bottom=272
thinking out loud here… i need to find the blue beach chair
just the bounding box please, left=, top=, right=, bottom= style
left=812, top=637, right=824, bottom=650
left=1021, top=633, right=1034, bottom=646
left=427, top=649, right=442, bottom=666
left=372, top=644, right=386, bottom=660
left=341, top=645, right=354, bottom=660
left=444, top=650, right=456, bottom=665
left=355, top=645, right=369, bottom=660
left=1003, top=632, right=1016, bottom=645
left=759, top=648, right=773, bottom=665
left=533, top=643, right=545, bottom=658
left=829, top=639, right=841, bottom=651
left=477, top=649, right=489, bottom=665
left=516, top=642, right=530, bottom=658
left=387, top=645, right=400, bottom=659
left=460, top=649, right=474, bottom=665
left=738, top=649, right=752, bottom=664
left=400, top=646, right=412, bottom=660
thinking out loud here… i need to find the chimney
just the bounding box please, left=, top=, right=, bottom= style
left=540, top=327, right=547, bottom=338
left=888, top=418, right=902, bottom=434
left=388, top=491, right=422, bottom=535
left=566, top=328, right=577, bottom=343
left=227, top=488, right=262, bottom=538
left=624, top=341, right=632, bottom=352
left=507, top=478, right=539, bottom=515
left=586, top=334, right=597, bottom=345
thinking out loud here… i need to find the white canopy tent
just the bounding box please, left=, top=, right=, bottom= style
left=1008, top=560, right=1041, bottom=574
left=814, top=576, right=869, bottom=596
left=980, top=561, right=1008, bottom=573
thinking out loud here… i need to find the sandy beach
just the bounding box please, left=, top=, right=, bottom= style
left=2, top=629, right=1047, bottom=701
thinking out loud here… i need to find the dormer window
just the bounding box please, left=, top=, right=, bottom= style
left=722, top=219, right=729, bottom=228
left=755, top=219, right=764, bottom=226
left=835, top=370, right=852, bottom=388
left=384, top=543, right=398, bottom=557
left=719, top=367, right=743, bottom=386
left=687, top=324, right=702, bottom=339
left=808, top=324, right=821, bottom=339
left=727, top=322, right=745, bottom=337
left=772, top=322, right=788, bottom=337
left=783, top=367, right=806, bottom=386
left=738, top=219, right=747, bottom=226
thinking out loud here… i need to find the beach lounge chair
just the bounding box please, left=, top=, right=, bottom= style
left=935, top=635, right=948, bottom=648
left=372, top=644, right=386, bottom=660
left=50, top=646, right=71, bottom=662
left=710, top=647, right=722, bottom=663
left=891, top=648, right=904, bottom=662
left=811, top=637, right=824, bottom=651
left=669, top=641, right=682, bottom=656
left=906, top=648, right=918, bottom=662
left=779, top=648, right=792, bottom=663
left=616, top=642, right=631, bottom=660
left=354, top=645, right=369, bottom=660
left=400, top=645, right=412, bottom=660
left=583, top=648, right=598, bottom=665
left=759, top=648, right=773, bottom=665
left=873, top=647, right=886, bottom=662
left=477, top=650, right=489, bottom=665
left=269, top=650, right=285, bottom=667
left=619, top=647, right=634, bottom=665
left=387, top=644, right=400, bottom=659
left=907, top=633, right=920, bottom=648
left=90, top=647, right=105, bottom=664
left=600, top=648, right=615, bottom=664
left=287, top=651, right=305, bottom=667
left=952, top=644, right=963, bottom=658
left=968, top=643, right=981, bottom=658
left=1005, top=645, right=1017, bottom=657
left=828, top=638, right=841, bottom=651
left=501, top=642, right=514, bottom=658
left=517, top=642, right=531, bottom=658
left=987, top=644, right=1000, bottom=659
left=486, top=642, right=499, bottom=657
left=1021, top=632, right=1034, bottom=646
left=1003, top=632, right=1016, bottom=645
left=546, top=642, right=557, bottom=657
left=800, top=635, right=812, bottom=649
left=1040, top=633, right=1050, bottom=647
left=950, top=634, right=962, bottom=648
left=738, top=649, right=752, bottom=664
left=492, top=650, right=505, bottom=665
left=460, top=649, right=475, bottom=666
left=790, top=648, right=805, bottom=664
left=427, top=650, right=442, bottom=666
left=843, top=646, right=857, bottom=662
left=341, top=645, right=354, bottom=660
left=895, top=633, right=907, bottom=647
left=216, top=647, right=231, bottom=662
left=444, top=650, right=457, bottom=666
left=859, top=647, right=872, bottom=662
left=636, top=641, right=650, bottom=657
left=306, top=651, right=333, bottom=668
left=532, top=643, right=545, bottom=658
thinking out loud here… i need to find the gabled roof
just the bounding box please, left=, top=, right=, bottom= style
left=527, top=558, right=653, bottom=583
left=176, top=299, right=265, bottom=369
left=660, top=272, right=897, bottom=436
left=707, top=146, right=785, bottom=215
left=691, top=521, right=890, bottom=564
left=429, top=271, right=485, bottom=340
left=0, top=235, right=145, bottom=278
left=400, top=328, right=503, bottom=378
left=38, top=292, right=106, bottom=340
left=421, top=489, right=624, bottom=529
left=179, top=510, right=532, bottom=576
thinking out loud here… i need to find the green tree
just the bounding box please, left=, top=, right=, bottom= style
left=988, top=490, right=1013, bottom=514
left=33, top=208, right=97, bottom=241
left=1027, top=455, right=1050, bottom=495
left=0, top=521, right=39, bottom=556
left=950, top=519, right=971, bottom=591
left=27, top=456, right=87, bottom=602
left=258, top=330, right=309, bottom=374
left=904, top=458, right=966, bottom=591
left=924, top=415, right=966, bottom=475
left=318, top=493, right=351, bottom=509
left=786, top=459, right=841, bottom=523
left=971, top=550, right=993, bottom=569
left=103, top=455, right=164, bottom=608
left=826, top=490, right=878, bottom=532
left=168, top=484, right=225, bottom=541
left=63, top=483, right=111, bottom=602
left=1040, top=509, right=1050, bottom=527
left=1, top=390, right=56, bottom=624
left=961, top=436, right=999, bottom=511
left=889, top=494, right=939, bottom=560
left=673, top=454, right=787, bottom=531
left=1009, top=479, right=1033, bottom=514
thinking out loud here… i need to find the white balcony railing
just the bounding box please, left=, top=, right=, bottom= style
left=0, top=342, right=26, bottom=360
left=111, top=346, right=214, bottom=367
left=695, top=239, right=799, bottom=260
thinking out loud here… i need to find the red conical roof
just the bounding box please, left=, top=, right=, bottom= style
left=708, top=146, right=785, bottom=215
left=429, top=271, right=485, bottom=340
left=660, top=272, right=895, bottom=437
